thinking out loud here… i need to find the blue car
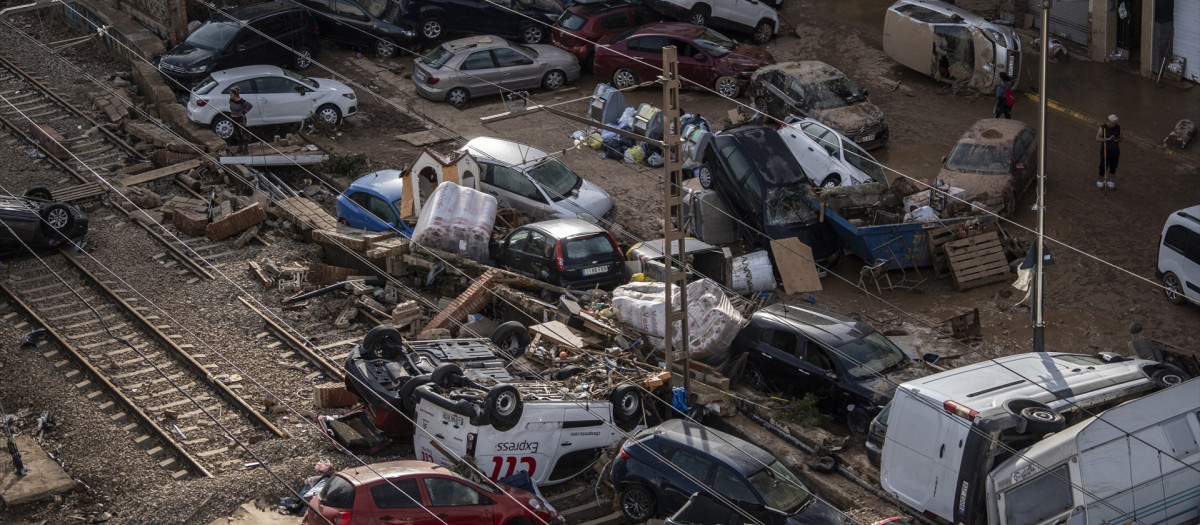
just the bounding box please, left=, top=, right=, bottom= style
left=612, top=419, right=846, bottom=524
left=336, top=170, right=414, bottom=237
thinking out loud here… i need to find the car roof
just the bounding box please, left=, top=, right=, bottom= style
left=460, top=137, right=550, bottom=168
left=338, top=460, right=448, bottom=485
left=646, top=419, right=775, bottom=475
left=441, top=35, right=507, bottom=52
left=1169, top=205, right=1200, bottom=227
left=756, top=61, right=846, bottom=84
left=218, top=0, right=302, bottom=22
left=348, top=170, right=405, bottom=199
left=209, top=64, right=291, bottom=83
left=754, top=303, right=869, bottom=346
left=620, top=22, right=704, bottom=39
left=523, top=218, right=606, bottom=238
left=715, top=126, right=807, bottom=186
left=956, top=118, right=1032, bottom=146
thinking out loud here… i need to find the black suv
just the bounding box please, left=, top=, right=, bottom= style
left=295, top=0, right=418, bottom=57
left=156, top=1, right=320, bottom=88
left=491, top=218, right=626, bottom=291
left=694, top=125, right=840, bottom=265
left=400, top=0, right=563, bottom=44
left=731, top=303, right=927, bottom=435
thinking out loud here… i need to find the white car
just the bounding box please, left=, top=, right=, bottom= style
left=778, top=118, right=889, bottom=188
left=186, top=65, right=357, bottom=141
left=645, top=0, right=779, bottom=44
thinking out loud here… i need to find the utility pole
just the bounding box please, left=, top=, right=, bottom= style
left=1033, top=0, right=1050, bottom=353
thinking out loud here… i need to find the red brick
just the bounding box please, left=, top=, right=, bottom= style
left=206, top=202, right=266, bottom=241
left=174, top=210, right=209, bottom=237
left=420, top=269, right=499, bottom=334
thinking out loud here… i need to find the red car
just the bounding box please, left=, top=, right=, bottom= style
left=302, top=460, right=561, bottom=525
left=550, top=1, right=662, bottom=69
left=593, top=23, right=774, bottom=98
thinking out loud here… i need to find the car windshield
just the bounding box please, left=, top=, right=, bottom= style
left=557, top=11, right=586, bottom=30
left=692, top=28, right=737, bottom=58
left=944, top=143, right=1012, bottom=174
left=807, top=78, right=867, bottom=109
left=527, top=158, right=580, bottom=200
left=748, top=461, right=812, bottom=513
left=843, top=142, right=887, bottom=183
left=764, top=187, right=818, bottom=226
left=563, top=234, right=616, bottom=264
left=835, top=332, right=908, bottom=379
left=184, top=21, right=239, bottom=50
left=420, top=46, right=455, bottom=68
left=359, top=0, right=388, bottom=17
left=282, top=69, right=318, bottom=89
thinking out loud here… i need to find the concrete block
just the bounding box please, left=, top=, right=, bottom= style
left=174, top=210, right=209, bottom=237
left=206, top=202, right=267, bottom=241
left=28, top=123, right=69, bottom=159
left=0, top=435, right=76, bottom=506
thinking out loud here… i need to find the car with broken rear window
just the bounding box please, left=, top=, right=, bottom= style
left=935, top=118, right=1037, bottom=217
left=748, top=61, right=888, bottom=150
left=551, top=0, right=662, bottom=70
left=883, top=0, right=1021, bottom=93
left=0, top=188, right=89, bottom=255
left=491, top=218, right=627, bottom=291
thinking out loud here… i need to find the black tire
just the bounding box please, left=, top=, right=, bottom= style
left=362, top=325, right=404, bottom=360
left=846, top=406, right=871, bottom=436
left=752, top=19, right=774, bottom=44
left=491, top=321, right=531, bottom=359
left=447, top=87, right=469, bottom=109
left=697, top=164, right=714, bottom=189
left=374, top=38, right=398, bottom=58
left=1162, top=272, right=1185, bottom=304
left=431, top=363, right=464, bottom=388
left=316, top=104, right=343, bottom=127
left=40, top=204, right=75, bottom=237
left=687, top=6, right=709, bottom=26
left=485, top=385, right=522, bottom=430
left=740, top=363, right=768, bottom=391
left=211, top=115, right=236, bottom=140
left=24, top=187, right=52, bottom=201
left=520, top=23, right=545, bottom=44
left=821, top=174, right=842, bottom=188
left=1152, top=368, right=1188, bottom=389
left=292, top=45, right=314, bottom=70
left=618, top=483, right=655, bottom=523
left=1019, top=405, right=1066, bottom=435
left=420, top=17, right=444, bottom=40
left=611, top=384, right=642, bottom=431
left=399, top=375, right=432, bottom=413
left=714, top=75, right=739, bottom=98
left=612, top=67, right=638, bottom=90
left=554, top=365, right=585, bottom=380
left=541, top=69, right=567, bottom=90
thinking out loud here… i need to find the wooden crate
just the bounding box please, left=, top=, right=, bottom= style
left=945, top=232, right=1010, bottom=291
left=929, top=222, right=997, bottom=278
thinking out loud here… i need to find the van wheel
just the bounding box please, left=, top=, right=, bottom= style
left=362, top=325, right=404, bottom=359
left=431, top=363, right=464, bottom=388
left=1019, top=405, right=1066, bottom=435
left=1152, top=368, right=1188, bottom=389
left=292, top=46, right=314, bottom=70
left=618, top=482, right=655, bottom=523
left=399, top=375, right=432, bottom=413
left=491, top=321, right=531, bottom=359
left=611, top=384, right=642, bottom=431
left=486, top=385, right=522, bottom=430
left=846, top=406, right=871, bottom=436
left=1162, top=272, right=1185, bottom=304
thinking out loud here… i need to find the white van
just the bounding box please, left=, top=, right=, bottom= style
left=877, top=352, right=1188, bottom=524
left=1157, top=205, right=1200, bottom=305
left=883, top=0, right=1021, bottom=92
left=985, top=378, right=1200, bottom=525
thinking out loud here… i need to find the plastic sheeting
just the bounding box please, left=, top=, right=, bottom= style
left=611, top=279, right=744, bottom=365
left=731, top=250, right=776, bottom=294
left=411, top=183, right=497, bottom=262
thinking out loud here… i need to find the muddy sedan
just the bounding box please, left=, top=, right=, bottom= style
left=748, top=61, right=888, bottom=149
left=936, top=118, right=1037, bottom=217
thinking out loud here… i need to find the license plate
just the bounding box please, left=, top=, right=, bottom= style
left=441, top=411, right=464, bottom=427
left=582, top=265, right=608, bottom=276
left=414, top=71, right=426, bottom=82
left=856, top=134, right=875, bottom=143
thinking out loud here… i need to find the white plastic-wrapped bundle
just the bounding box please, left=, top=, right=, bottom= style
left=411, top=183, right=497, bottom=262
left=730, top=250, right=776, bottom=295
left=612, top=278, right=744, bottom=365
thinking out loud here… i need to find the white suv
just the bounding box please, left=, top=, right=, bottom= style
left=646, top=0, right=779, bottom=44
left=412, top=363, right=647, bottom=486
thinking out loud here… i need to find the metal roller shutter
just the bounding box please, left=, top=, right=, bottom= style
left=1027, top=0, right=1090, bottom=46
left=1175, top=1, right=1200, bottom=82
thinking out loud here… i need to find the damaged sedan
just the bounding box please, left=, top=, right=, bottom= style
left=748, top=61, right=888, bottom=150
left=935, top=118, right=1037, bottom=217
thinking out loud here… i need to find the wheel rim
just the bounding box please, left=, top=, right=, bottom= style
left=1161, top=373, right=1184, bottom=386
left=295, top=50, right=312, bottom=69
left=47, top=208, right=69, bottom=229
left=698, top=167, right=712, bottom=188
left=622, top=488, right=652, bottom=521
left=755, top=24, right=772, bottom=43
left=847, top=410, right=870, bottom=435
left=319, top=107, right=339, bottom=125
left=495, top=391, right=518, bottom=416
left=544, top=72, right=564, bottom=89
left=689, top=13, right=705, bottom=25
left=743, top=366, right=766, bottom=391
left=716, top=78, right=738, bottom=97
left=448, top=89, right=467, bottom=107
left=1164, top=274, right=1182, bottom=300
left=376, top=40, right=396, bottom=57
left=423, top=20, right=441, bottom=39
left=1028, top=408, right=1055, bottom=422
left=614, top=69, right=636, bottom=89
left=524, top=26, right=543, bottom=43
left=214, top=119, right=234, bottom=139
left=619, top=393, right=638, bottom=417
left=822, top=178, right=839, bottom=188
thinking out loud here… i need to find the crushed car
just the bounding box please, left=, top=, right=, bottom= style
left=748, top=61, right=888, bottom=150
left=0, top=188, right=89, bottom=254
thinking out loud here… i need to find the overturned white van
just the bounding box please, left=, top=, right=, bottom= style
left=883, top=0, right=1021, bottom=93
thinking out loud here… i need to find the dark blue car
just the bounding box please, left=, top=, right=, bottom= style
left=611, top=419, right=846, bottom=524
left=335, top=170, right=414, bottom=237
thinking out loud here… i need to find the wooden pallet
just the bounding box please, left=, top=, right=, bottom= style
left=275, top=196, right=337, bottom=232
left=945, top=232, right=1010, bottom=291
left=52, top=182, right=106, bottom=203
left=929, top=222, right=997, bottom=278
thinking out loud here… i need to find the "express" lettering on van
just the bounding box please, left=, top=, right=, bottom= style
left=494, top=440, right=539, bottom=454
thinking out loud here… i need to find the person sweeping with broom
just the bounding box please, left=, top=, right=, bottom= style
left=1096, top=114, right=1121, bottom=191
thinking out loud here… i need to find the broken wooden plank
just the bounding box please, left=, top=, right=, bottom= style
left=116, top=159, right=203, bottom=186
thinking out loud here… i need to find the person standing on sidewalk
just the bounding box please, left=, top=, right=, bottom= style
left=1096, top=114, right=1121, bottom=189
left=228, top=86, right=253, bottom=154
left=993, top=73, right=1014, bottom=119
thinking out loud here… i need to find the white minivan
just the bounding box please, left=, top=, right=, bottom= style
left=1157, top=205, right=1200, bottom=305
left=876, top=352, right=1188, bottom=525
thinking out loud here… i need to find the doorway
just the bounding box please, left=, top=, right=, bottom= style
left=1115, top=0, right=1141, bottom=63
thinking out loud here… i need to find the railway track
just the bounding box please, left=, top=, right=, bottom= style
left=0, top=249, right=289, bottom=479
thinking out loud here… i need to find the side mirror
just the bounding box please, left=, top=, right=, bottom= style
left=825, top=370, right=837, bottom=380
left=941, top=155, right=948, bottom=165
left=295, top=85, right=307, bottom=94
left=521, top=58, right=534, bottom=65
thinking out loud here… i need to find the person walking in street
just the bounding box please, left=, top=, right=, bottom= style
left=228, top=85, right=253, bottom=154
left=993, top=72, right=1014, bottom=119
left=1096, top=114, right=1121, bottom=189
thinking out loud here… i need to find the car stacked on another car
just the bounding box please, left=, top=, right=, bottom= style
left=413, top=36, right=581, bottom=109
left=778, top=117, right=889, bottom=188
left=186, top=65, right=356, bottom=141
left=335, top=169, right=415, bottom=237
left=156, top=1, right=320, bottom=89
left=748, top=61, right=888, bottom=150
left=0, top=188, right=89, bottom=255
left=295, top=0, right=418, bottom=58
left=644, top=0, right=779, bottom=44
left=400, top=0, right=563, bottom=44
left=550, top=0, right=662, bottom=70
left=491, top=218, right=627, bottom=291
left=935, top=118, right=1037, bottom=217
left=593, top=23, right=774, bottom=98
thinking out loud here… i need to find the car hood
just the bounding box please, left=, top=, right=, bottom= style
left=159, top=42, right=214, bottom=67
left=815, top=103, right=885, bottom=137
left=724, top=45, right=774, bottom=72
left=934, top=167, right=1012, bottom=205
left=528, top=44, right=579, bottom=64
left=786, top=495, right=847, bottom=524
left=310, top=78, right=355, bottom=98
left=561, top=179, right=613, bottom=219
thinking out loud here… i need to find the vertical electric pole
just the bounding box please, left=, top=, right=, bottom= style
left=1033, top=1, right=1050, bottom=353
left=659, top=47, right=690, bottom=396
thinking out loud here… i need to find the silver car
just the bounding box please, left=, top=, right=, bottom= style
left=412, top=35, right=581, bottom=109
left=883, top=0, right=1020, bottom=92
left=778, top=118, right=889, bottom=188
left=458, top=137, right=615, bottom=225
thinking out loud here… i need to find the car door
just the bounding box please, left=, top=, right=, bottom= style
left=795, top=339, right=839, bottom=410
left=746, top=328, right=805, bottom=392
left=459, top=49, right=502, bottom=96
left=624, top=36, right=667, bottom=85
left=367, top=477, right=435, bottom=524
left=223, top=25, right=268, bottom=69
left=1011, top=129, right=1035, bottom=194
left=252, top=75, right=312, bottom=125
left=484, top=164, right=556, bottom=219
left=420, top=475, right=495, bottom=524
left=660, top=445, right=715, bottom=513
left=225, top=79, right=263, bottom=125
left=352, top=191, right=401, bottom=231
left=333, top=0, right=374, bottom=43
left=491, top=46, right=540, bottom=90
left=798, top=122, right=839, bottom=184
left=297, top=0, right=340, bottom=41
left=497, top=228, right=532, bottom=275
left=710, top=0, right=753, bottom=32
left=672, top=39, right=713, bottom=88
left=751, top=70, right=784, bottom=117
left=472, top=0, right=510, bottom=36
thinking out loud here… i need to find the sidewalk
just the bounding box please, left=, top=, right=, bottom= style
left=1015, top=42, right=1200, bottom=169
